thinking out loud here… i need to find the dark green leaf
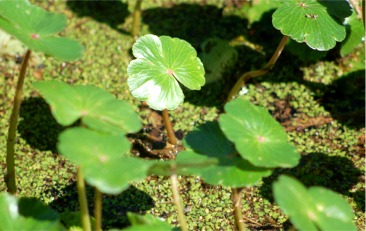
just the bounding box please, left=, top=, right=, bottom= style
left=272, top=0, right=352, bottom=50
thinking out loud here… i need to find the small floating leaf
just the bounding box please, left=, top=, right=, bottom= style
left=127, top=34, right=205, bottom=110
left=272, top=0, right=352, bottom=51
left=0, top=0, right=83, bottom=60
left=273, top=175, right=357, bottom=231
left=219, top=97, right=300, bottom=168
left=34, top=80, right=141, bottom=135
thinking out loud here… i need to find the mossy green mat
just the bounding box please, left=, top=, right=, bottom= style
left=0, top=0, right=364, bottom=230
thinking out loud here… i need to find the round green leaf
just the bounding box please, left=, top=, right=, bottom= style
left=273, top=175, right=357, bottom=231
left=272, top=0, right=352, bottom=51
left=58, top=128, right=151, bottom=194
left=0, top=192, right=64, bottom=231
left=123, top=213, right=174, bottom=231
left=177, top=121, right=272, bottom=187
left=309, top=187, right=357, bottom=231
left=34, top=80, right=142, bottom=135
left=0, top=0, right=83, bottom=60
left=127, top=34, right=205, bottom=110
left=219, top=97, right=300, bottom=168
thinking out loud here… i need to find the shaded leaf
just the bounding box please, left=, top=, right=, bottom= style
left=127, top=34, right=205, bottom=110
left=219, top=97, right=300, bottom=168
left=199, top=38, right=237, bottom=84
left=34, top=80, right=141, bottom=135
left=273, top=175, right=357, bottom=231
left=0, top=0, right=83, bottom=60
left=341, top=10, right=365, bottom=56
left=272, top=0, right=352, bottom=50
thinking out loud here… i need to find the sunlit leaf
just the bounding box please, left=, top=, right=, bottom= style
left=272, top=0, right=352, bottom=51
left=219, top=97, right=300, bottom=168
left=273, top=175, right=357, bottom=231
left=0, top=0, right=83, bottom=60
left=176, top=121, right=272, bottom=187
left=58, top=128, right=151, bottom=194
left=34, top=80, right=141, bottom=135
left=127, top=34, right=205, bottom=110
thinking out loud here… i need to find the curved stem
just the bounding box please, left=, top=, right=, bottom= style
left=227, top=35, right=289, bottom=102
left=5, top=49, right=31, bottom=195
left=170, top=167, right=188, bottom=231
left=131, top=0, right=143, bottom=39
left=162, top=109, right=177, bottom=145
left=232, top=187, right=246, bottom=231
left=77, top=168, right=91, bottom=231
left=94, top=188, right=102, bottom=231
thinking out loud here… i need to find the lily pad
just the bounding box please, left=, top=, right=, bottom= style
left=273, top=175, right=357, bottom=231
left=0, top=192, right=64, bottom=231
left=219, top=97, right=300, bottom=168
left=34, top=80, right=141, bottom=135
left=175, top=121, right=272, bottom=188
left=272, top=0, right=352, bottom=51
left=58, top=128, right=152, bottom=194
left=0, top=0, right=83, bottom=60
left=127, top=34, right=205, bottom=110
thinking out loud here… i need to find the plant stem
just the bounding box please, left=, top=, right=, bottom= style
left=77, top=168, right=91, bottom=231
left=131, top=0, right=143, bottom=39
left=162, top=109, right=177, bottom=145
left=5, top=49, right=31, bottom=195
left=170, top=167, right=188, bottom=231
left=227, top=35, right=289, bottom=102
left=94, top=188, right=102, bottom=231
left=232, top=187, right=246, bottom=231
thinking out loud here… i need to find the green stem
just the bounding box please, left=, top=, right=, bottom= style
left=131, top=0, right=143, bottom=39
left=77, top=168, right=91, bottom=231
left=227, top=35, right=289, bottom=102
left=170, top=167, right=188, bottom=231
left=5, top=49, right=31, bottom=195
left=232, top=187, right=246, bottom=231
left=162, top=109, right=177, bottom=145
left=94, top=188, right=102, bottom=231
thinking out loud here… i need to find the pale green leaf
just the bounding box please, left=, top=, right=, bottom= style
left=127, top=34, right=205, bottom=110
